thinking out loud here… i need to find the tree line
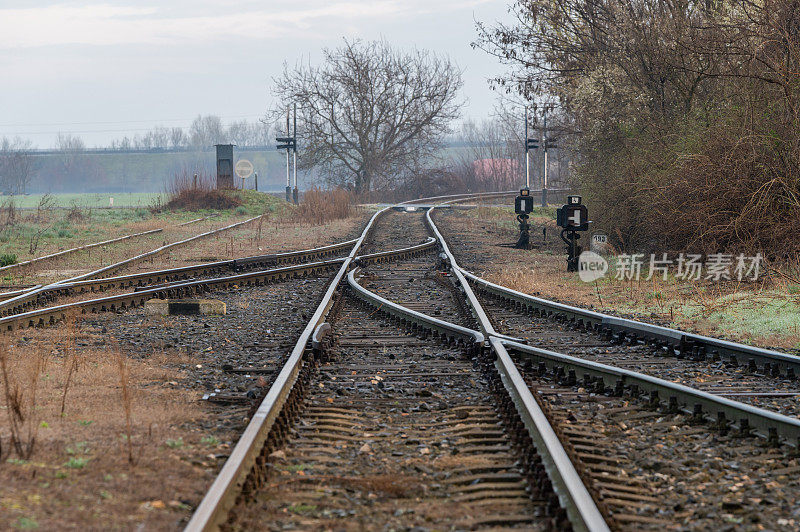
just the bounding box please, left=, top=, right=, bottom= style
left=107, top=115, right=271, bottom=150
left=475, top=0, right=800, bottom=256
left=0, top=116, right=272, bottom=194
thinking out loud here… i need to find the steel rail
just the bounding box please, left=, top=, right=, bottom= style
left=402, top=188, right=572, bottom=206
left=185, top=192, right=533, bottom=531
left=0, top=286, right=42, bottom=301
left=423, top=206, right=609, bottom=532
left=0, top=238, right=360, bottom=316
left=424, top=209, right=498, bottom=337
left=132, top=238, right=435, bottom=293
left=0, top=259, right=345, bottom=332
left=347, top=264, right=605, bottom=531
left=355, top=214, right=800, bottom=525
left=489, top=338, right=608, bottom=532
left=231, top=238, right=358, bottom=270
left=427, top=197, right=800, bottom=374
left=354, top=237, right=436, bottom=265
left=459, top=268, right=800, bottom=376
left=402, top=190, right=517, bottom=205
left=184, top=203, right=398, bottom=531
left=0, top=228, right=165, bottom=277
left=0, top=214, right=267, bottom=316
left=427, top=203, right=800, bottom=472
left=0, top=234, right=439, bottom=333
left=347, top=267, right=484, bottom=346
left=502, top=339, right=800, bottom=447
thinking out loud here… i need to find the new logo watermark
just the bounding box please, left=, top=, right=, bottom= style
left=576, top=252, right=762, bottom=283
left=578, top=251, right=608, bottom=282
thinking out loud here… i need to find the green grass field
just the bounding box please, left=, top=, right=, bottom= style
left=0, top=190, right=288, bottom=267
left=1, top=193, right=165, bottom=209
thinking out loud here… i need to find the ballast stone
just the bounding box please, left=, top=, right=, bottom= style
left=145, top=298, right=226, bottom=316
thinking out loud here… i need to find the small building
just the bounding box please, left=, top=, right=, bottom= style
left=215, top=144, right=234, bottom=189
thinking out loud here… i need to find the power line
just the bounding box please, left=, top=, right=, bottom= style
left=0, top=114, right=263, bottom=128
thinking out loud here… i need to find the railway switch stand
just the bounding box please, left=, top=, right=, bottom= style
left=556, top=195, right=589, bottom=271
left=514, top=187, right=534, bottom=249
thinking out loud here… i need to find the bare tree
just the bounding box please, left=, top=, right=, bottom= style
left=227, top=120, right=255, bottom=147
left=189, top=115, right=225, bottom=147
left=55, top=133, right=85, bottom=176
left=169, top=127, right=187, bottom=149
left=453, top=113, right=522, bottom=192
left=135, top=126, right=170, bottom=149
left=474, top=0, right=800, bottom=253
left=272, top=39, right=464, bottom=194
left=0, top=137, right=35, bottom=194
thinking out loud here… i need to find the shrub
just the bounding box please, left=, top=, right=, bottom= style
left=65, top=202, right=87, bottom=222
left=294, top=187, right=353, bottom=224
left=158, top=170, right=243, bottom=212
left=0, top=253, right=17, bottom=267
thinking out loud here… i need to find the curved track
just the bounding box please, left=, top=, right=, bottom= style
left=185, top=194, right=607, bottom=531
left=8, top=192, right=800, bottom=530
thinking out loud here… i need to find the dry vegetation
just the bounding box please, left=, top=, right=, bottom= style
left=0, top=318, right=221, bottom=530
left=477, top=0, right=800, bottom=256
left=294, top=186, right=354, bottom=224
left=158, top=171, right=243, bottom=212
left=449, top=206, right=800, bottom=351
left=0, top=188, right=371, bottom=527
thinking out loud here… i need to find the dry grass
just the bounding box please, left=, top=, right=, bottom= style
left=0, top=341, right=46, bottom=460
left=294, top=187, right=354, bottom=224
left=440, top=208, right=800, bottom=351
left=160, top=171, right=242, bottom=212
left=486, top=260, right=800, bottom=350
left=0, top=321, right=222, bottom=530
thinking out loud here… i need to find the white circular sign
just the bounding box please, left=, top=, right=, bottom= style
left=235, top=159, right=254, bottom=179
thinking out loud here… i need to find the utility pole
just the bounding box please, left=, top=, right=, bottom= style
left=525, top=108, right=539, bottom=187
left=542, top=108, right=548, bottom=207
left=285, top=108, right=290, bottom=202
left=518, top=107, right=540, bottom=249
left=276, top=106, right=297, bottom=203
left=524, top=107, right=529, bottom=188
left=292, top=103, right=298, bottom=205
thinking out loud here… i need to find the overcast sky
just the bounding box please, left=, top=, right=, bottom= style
left=0, top=1, right=514, bottom=148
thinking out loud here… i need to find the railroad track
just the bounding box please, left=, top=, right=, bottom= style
left=344, top=204, right=800, bottom=529
left=10, top=191, right=800, bottom=529
left=428, top=204, right=800, bottom=427
left=0, top=193, right=520, bottom=322
left=427, top=203, right=800, bottom=527
left=0, top=238, right=359, bottom=318
left=0, top=213, right=269, bottom=316
left=185, top=198, right=800, bottom=530
left=185, top=197, right=606, bottom=531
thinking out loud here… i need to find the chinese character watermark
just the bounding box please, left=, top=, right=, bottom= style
left=578, top=252, right=762, bottom=283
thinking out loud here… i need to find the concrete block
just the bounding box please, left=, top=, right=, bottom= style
left=145, top=298, right=226, bottom=316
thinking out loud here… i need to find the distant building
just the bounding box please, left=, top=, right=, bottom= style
left=472, top=158, right=521, bottom=190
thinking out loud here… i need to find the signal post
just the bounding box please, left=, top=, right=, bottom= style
left=556, top=196, right=589, bottom=271
left=276, top=105, right=298, bottom=204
